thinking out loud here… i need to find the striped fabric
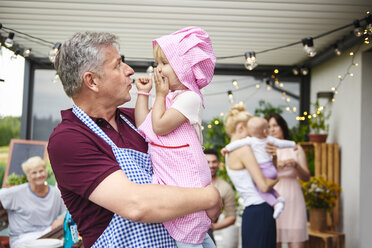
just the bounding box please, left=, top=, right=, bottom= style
left=138, top=91, right=211, bottom=244
left=72, top=104, right=176, bottom=248
left=153, top=26, right=216, bottom=107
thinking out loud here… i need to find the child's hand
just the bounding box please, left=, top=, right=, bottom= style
left=136, top=77, right=152, bottom=93
left=294, top=144, right=299, bottom=151
left=220, top=148, right=229, bottom=156
left=154, top=68, right=169, bottom=97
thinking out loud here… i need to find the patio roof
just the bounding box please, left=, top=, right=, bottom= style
left=1, top=0, right=371, bottom=68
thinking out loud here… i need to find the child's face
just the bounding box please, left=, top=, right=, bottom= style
left=153, top=45, right=187, bottom=91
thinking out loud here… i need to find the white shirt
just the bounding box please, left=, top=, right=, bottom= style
left=226, top=136, right=296, bottom=163
left=171, top=91, right=203, bottom=144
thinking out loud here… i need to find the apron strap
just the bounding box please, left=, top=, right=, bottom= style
left=72, top=104, right=117, bottom=147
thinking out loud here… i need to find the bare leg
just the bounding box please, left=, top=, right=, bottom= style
left=288, top=242, right=305, bottom=248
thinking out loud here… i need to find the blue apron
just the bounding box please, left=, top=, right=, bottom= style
left=72, top=104, right=176, bottom=248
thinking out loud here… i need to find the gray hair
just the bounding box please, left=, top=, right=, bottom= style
left=54, top=32, right=120, bottom=98
left=21, top=156, right=46, bottom=175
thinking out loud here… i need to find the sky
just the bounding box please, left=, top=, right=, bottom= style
left=0, top=47, right=24, bottom=117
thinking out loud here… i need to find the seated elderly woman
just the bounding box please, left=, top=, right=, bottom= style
left=0, top=156, right=66, bottom=248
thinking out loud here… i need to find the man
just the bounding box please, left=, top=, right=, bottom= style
left=47, top=32, right=221, bottom=248
left=204, top=149, right=237, bottom=244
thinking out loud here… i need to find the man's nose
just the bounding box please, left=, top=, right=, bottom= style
left=124, top=64, right=134, bottom=76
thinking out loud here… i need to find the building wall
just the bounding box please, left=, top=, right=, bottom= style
left=359, top=50, right=372, bottom=248
left=311, top=44, right=371, bottom=248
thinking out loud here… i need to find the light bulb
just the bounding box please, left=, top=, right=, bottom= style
left=23, top=48, right=32, bottom=57
left=48, top=43, right=62, bottom=63
left=353, top=20, right=363, bottom=37
left=245, top=62, right=258, bottom=71
left=4, top=32, right=15, bottom=48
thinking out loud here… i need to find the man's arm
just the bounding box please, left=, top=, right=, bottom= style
left=89, top=170, right=222, bottom=223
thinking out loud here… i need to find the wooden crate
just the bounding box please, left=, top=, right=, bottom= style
left=299, top=142, right=340, bottom=228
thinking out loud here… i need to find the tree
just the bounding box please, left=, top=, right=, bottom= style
left=0, top=116, right=21, bottom=146
left=254, top=100, right=283, bottom=117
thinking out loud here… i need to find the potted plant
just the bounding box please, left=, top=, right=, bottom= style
left=300, top=176, right=341, bottom=231
left=307, top=100, right=331, bottom=143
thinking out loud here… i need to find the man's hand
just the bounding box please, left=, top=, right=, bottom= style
left=205, top=185, right=223, bottom=222
left=136, top=77, right=152, bottom=93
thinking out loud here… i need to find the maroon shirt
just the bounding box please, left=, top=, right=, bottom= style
left=48, top=108, right=148, bottom=248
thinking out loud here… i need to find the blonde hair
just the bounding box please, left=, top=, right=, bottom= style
left=224, top=104, right=252, bottom=137
left=21, top=156, right=46, bottom=175
left=153, top=44, right=168, bottom=62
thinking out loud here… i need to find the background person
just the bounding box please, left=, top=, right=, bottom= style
left=135, top=26, right=217, bottom=248
left=223, top=104, right=278, bottom=248
left=223, top=116, right=297, bottom=219
left=204, top=149, right=236, bottom=245
left=265, top=113, right=310, bottom=248
left=0, top=156, right=66, bottom=248
left=48, top=31, right=221, bottom=248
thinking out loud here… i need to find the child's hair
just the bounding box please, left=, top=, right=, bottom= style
left=224, top=104, right=252, bottom=137
left=247, top=117, right=268, bottom=137
left=153, top=43, right=168, bottom=62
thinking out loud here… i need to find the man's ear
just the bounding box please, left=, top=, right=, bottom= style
left=82, top=72, right=99, bottom=93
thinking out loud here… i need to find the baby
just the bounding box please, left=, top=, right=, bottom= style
left=224, top=116, right=296, bottom=219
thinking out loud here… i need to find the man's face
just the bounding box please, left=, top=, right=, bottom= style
left=97, top=45, right=134, bottom=106
left=205, top=154, right=219, bottom=177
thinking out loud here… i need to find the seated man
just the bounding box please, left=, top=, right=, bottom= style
left=0, top=156, right=66, bottom=248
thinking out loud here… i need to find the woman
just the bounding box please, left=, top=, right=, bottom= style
left=266, top=113, right=310, bottom=248
left=0, top=156, right=66, bottom=248
left=224, top=104, right=277, bottom=248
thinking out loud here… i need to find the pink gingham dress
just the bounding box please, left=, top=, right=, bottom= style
left=138, top=90, right=211, bottom=244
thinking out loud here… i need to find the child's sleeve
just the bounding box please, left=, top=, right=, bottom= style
left=225, top=137, right=252, bottom=152
left=171, top=91, right=201, bottom=125
left=268, top=136, right=296, bottom=148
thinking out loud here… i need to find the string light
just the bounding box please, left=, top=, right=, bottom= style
left=227, top=90, right=234, bottom=104
left=52, top=73, right=60, bottom=84
left=232, top=79, right=239, bottom=89
left=10, top=49, right=20, bottom=60
left=334, top=44, right=341, bottom=56
left=48, top=42, right=62, bottom=63
left=4, top=32, right=15, bottom=48
left=244, top=52, right=258, bottom=71
left=292, top=67, right=299, bottom=76
left=353, top=20, right=363, bottom=37
left=23, top=48, right=31, bottom=57
left=301, top=67, right=309, bottom=76
left=274, top=69, right=279, bottom=74
left=302, top=37, right=317, bottom=57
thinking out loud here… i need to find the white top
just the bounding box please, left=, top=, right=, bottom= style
left=226, top=157, right=264, bottom=207
left=0, top=183, right=66, bottom=248
left=226, top=136, right=296, bottom=163
left=171, top=90, right=203, bottom=144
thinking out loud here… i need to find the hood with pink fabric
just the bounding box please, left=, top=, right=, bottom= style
left=153, top=26, right=216, bottom=107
